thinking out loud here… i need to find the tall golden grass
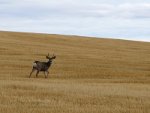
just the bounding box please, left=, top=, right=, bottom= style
left=0, top=31, right=149, bottom=113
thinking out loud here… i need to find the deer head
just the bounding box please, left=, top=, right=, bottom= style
left=46, top=53, right=56, bottom=60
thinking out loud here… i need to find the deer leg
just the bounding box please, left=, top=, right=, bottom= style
left=44, top=71, right=47, bottom=78
left=47, top=71, right=49, bottom=77
left=29, top=68, right=35, bottom=78
left=36, top=71, right=39, bottom=78
left=46, top=71, right=49, bottom=76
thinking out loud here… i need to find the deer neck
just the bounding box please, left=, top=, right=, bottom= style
left=47, top=60, right=52, bottom=66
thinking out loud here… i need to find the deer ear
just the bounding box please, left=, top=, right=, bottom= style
left=53, top=54, right=56, bottom=59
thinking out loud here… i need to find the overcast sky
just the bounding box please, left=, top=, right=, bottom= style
left=0, top=0, right=150, bottom=42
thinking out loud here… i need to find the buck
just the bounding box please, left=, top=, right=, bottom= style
left=29, top=53, right=56, bottom=78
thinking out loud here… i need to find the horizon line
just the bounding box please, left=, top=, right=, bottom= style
left=0, top=30, right=149, bottom=43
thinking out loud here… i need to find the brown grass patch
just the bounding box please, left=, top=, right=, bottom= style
left=0, top=31, right=149, bottom=113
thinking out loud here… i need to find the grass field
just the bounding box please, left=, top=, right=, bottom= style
left=0, top=31, right=150, bottom=113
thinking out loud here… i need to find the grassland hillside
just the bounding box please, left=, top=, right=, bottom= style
left=0, top=31, right=149, bottom=113
left=0, top=31, right=150, bottom=79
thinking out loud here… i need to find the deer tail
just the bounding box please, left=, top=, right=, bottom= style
left=33, top=61, right=38, bottom=68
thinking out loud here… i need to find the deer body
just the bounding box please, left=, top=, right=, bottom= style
left=29, top=54, right=56, bottom=78
left=33, top=60, right=52, bottom=71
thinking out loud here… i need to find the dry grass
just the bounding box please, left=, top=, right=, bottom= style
left=0, top=79, right=149, bottom=113
left=0, top=31, right=150, bottom=113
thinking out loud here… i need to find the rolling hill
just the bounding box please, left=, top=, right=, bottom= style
left=0, top=31, right=149, bottom=113
left=0, top=31, right=150, bottom=79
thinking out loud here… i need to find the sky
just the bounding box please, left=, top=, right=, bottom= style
left=0, top=0, right=150, bottom=42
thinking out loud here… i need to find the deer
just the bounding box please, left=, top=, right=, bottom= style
left=29, top=53, right=56, bottom=78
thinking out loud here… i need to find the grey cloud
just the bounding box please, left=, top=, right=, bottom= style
left=117, top=3, right=150, bottom=18
left=1, top=1, right=150, bottom=19
left=0, top=0, right=150, bottom=42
